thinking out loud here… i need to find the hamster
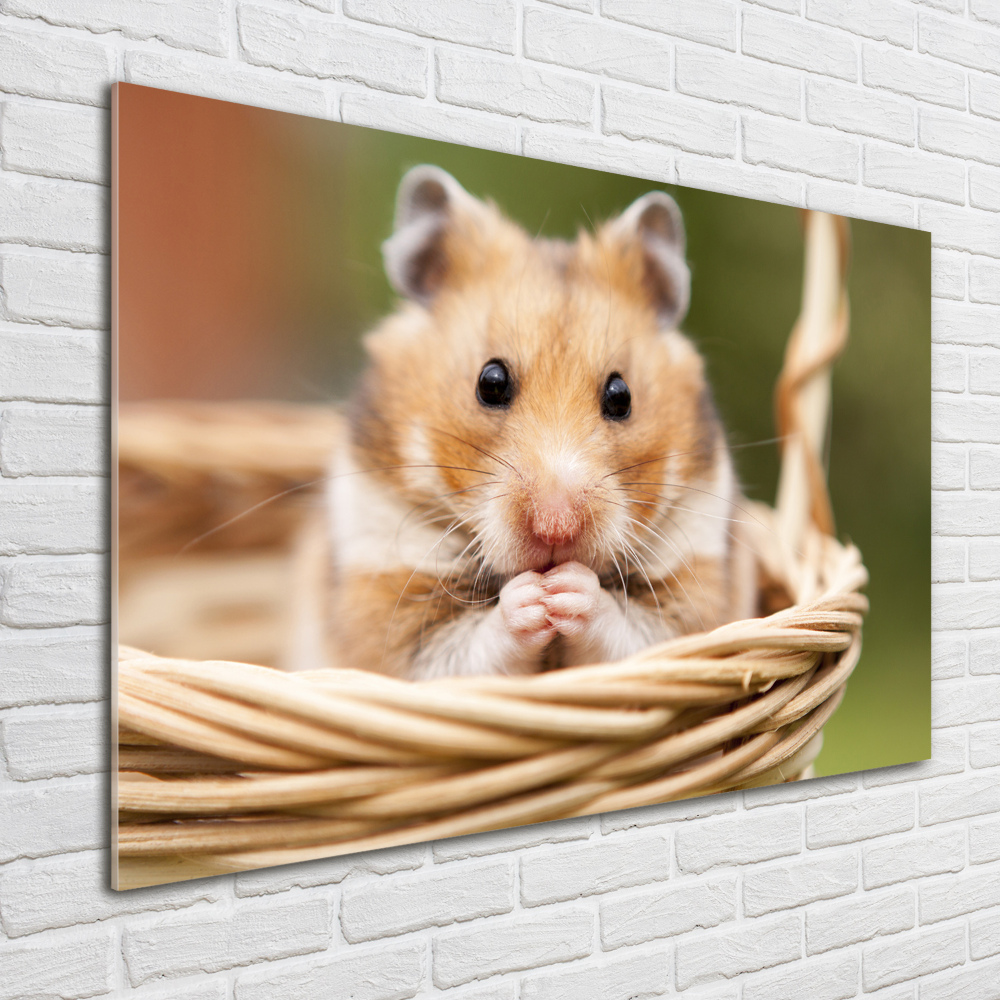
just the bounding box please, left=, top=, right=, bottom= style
left=301, top=166, right=757, bottom=679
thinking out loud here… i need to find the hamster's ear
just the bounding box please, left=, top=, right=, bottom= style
left=606, top=191, right=691, bottom=327
left=382, top=166, right=483, bottom=304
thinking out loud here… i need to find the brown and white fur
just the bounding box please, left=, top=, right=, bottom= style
left=298, top=166, right=757, bottom=679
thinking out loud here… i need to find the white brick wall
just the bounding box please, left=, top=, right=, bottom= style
left=0, top=2, right=997, bottom=998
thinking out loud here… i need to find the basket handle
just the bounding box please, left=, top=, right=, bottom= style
left=774, top=210, right=851, bottom=556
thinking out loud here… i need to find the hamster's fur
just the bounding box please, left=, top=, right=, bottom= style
left=297, top=166, right=757, bottom=678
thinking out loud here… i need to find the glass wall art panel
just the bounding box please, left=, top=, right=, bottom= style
left=113, top=83, right=930, bottom=889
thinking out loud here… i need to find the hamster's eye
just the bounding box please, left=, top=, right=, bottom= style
left=602, top=373, right=631, bottom=421
left=477, top=359, right=514, bottom=409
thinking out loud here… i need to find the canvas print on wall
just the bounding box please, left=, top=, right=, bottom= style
left=112, top=83, right=929, bottom=889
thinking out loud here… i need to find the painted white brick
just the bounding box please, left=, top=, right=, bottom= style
left=677, top=155, right=802, bottom=205
left=0, top=251, right=107, bottom=329
left=0, top=555, right=106, bottom=627
left=806, top=78, right=914, bottom=145
left=602, top=86, right=737, bottom=156
left=0, top=849, right=221, bottom=937
left=806, top=885, right=914, bottom=954
left=341, top=859, right=513, bottom=942
left=972, top=729, right=1000, bottom=767
left=920, top=958, right=1000, bottom=1000
left=743, top=772, right=857, bottom=807
left=806, top=180, right=914, bottom=227
left=935, top=676, right=1000, bottom=724
left=807, top=789, right=914, bottom=847
left=433, top=909, right=593, bottom=988
left=932, top=443, right=966, bottom=490
left=970, top=540, right=1000, bottom=581
left=0, top=325, right=104, bottom=403
left=741, top=952, right=859, bottom=1000
left=234, top=942, right=423, bottom=1000
left=921, top=107, right=1000, bottom=168
left=601, top=0, right=738, bottom=50
left=934, top=583, right=1000, bottom=628
left=920, top=773, right=1000, bottom=825
left=0, top=774, right=101, bottom=863
left=0, top=170, right=107, bottom=252
left=971, top=632, right=1000, bottom=674
left=675, top=808, right=801, bottom=874
left=522, top=126, right=671, bottom=183
left=0, top=25, right=112, bottom=106
left=344, top=0, right=516, bottom=53
left=933, top=347, right=966, bottom=392
left=0, top=101, right=104, bottom=184
left=600, top=792, right=738, bottom=833
left=971, top=71, right=1000, bottom=121
left=0, top=481, right=103, bottom=555
left=520, top=832, right=670, bottom=905
left=970, top=164, right=1000, bottom=213
left=808, top=0, right=914, bottom=47
left=676, top=46, right=800, bottom=118
left=922, top=203, right=1000, bottom=258
left=2, top=702, right=106, bottom=779
left=342, top=91, right=517, bottom=153
left=970, top=910, right=1000, bottom=959
left=437, top=49, right=592, bottom=124
left=675, top=913, right=801, bottom=991
left=238, top=5, right=427, bottom=96
left=919, top=12, right=1000, bottom=76
left=539, top=0, right=592, bottom=10
left=971, top=446, right=1000, bottom=488
left=932, top=251, right=967, bottom=300
left=862, top=729, right=964, bottom=786
left=971, top=351, right=1000, bottom=395
left=912, top=0, right=965, bottom=11
left=0, top=926, right=114, bottom=1000
left=235, top=842, right=424, bottom=895
left=973, top=818, right=1000, bottom=864
left=523, top=6, right=671, bottom=90
left=520, top=949, right=668, bottom=1000
left=970, top=258, right=1000, bottom=305
left=864, top=144, right=965, bottom=203
left=4, top=0, right=227, bottom=56
left=743, top=117, right=858, bottom=182
left=742, top=10, right=857, bottom=80
left=863, top=43, right=966, bottom=110
left=972, top=0, right=1000, bottom=27
left=748, top=0, right=801, bottom=10
left=933, top=537, right=965, bottom=582
left=124, top=898, right=331, bottom=986
left=863, top=827, right=966, bottom=889
left=600, top=872, right=737, bottom=949
left=0, top=627, right=104, bottom=706
left=862, top=924, right=966, bottom=991
left=432, top=816, right=590, bottom=861
left=0, top=403, right=106, bottom=477
left=936, top=397, right=1000, bottom=443
left=932, top=302, right=1000, bottom=349
left=743, top=850, right=857, bottom=916
left=919, top=866, right=1000, bottom=924
left=124, top=49, right=329, bottom=118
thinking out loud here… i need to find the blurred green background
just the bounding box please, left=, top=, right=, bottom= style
left=120, top=85, right=930, bottom=778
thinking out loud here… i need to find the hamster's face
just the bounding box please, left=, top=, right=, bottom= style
left=351, top=168, right=725, bottom=582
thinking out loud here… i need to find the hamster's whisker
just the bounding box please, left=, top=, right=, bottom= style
left=176, top=479, right=323, bottom=554
left=421, top=424, right=519, bottom=476
left=629, top=515, right=711, bottom=632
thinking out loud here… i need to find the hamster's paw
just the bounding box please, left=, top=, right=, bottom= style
left=499, top=570, right=557, bottom=653
left=540, top=561, right=607, bottom=641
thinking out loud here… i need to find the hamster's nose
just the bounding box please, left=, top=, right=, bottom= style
left=531, top=492, right=583, bottom=546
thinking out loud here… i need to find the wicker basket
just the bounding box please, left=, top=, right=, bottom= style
left=115, top=211, right=864, bottom=889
